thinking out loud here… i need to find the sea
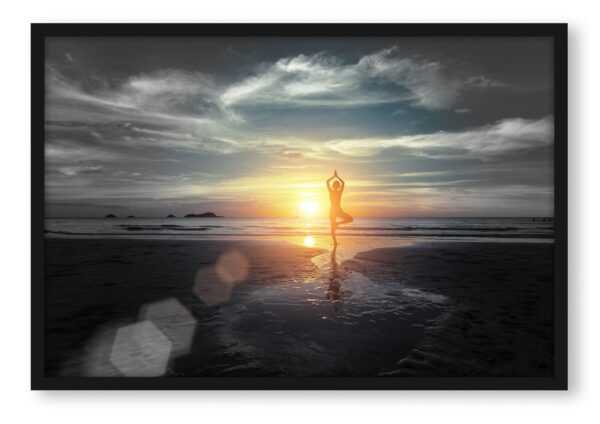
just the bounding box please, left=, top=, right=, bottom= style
left=45, top=217, right=554, bottom=242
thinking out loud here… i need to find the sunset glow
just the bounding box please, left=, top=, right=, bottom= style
left=298, top=199, right=319, bottom=218
left=44, top=37, right=554, bottom=219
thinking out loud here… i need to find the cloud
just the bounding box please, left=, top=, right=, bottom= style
left=357, top=47, right=463, bottom=109
left=56, top=165, right=104, bottom=176
left=43, top=39, right=551, bottom=217
left=45, top=66, right=247, bottom=157
left=221, top=47, right=507, bottom=110
left=279, top=150, right=305, bottom=160
left=465, top=75, right=508, bottom=88
left=45, top=140, right=120, bottom=162
left=46, top=65, right=239, bottom=126
left=326, top=116, right=553, bottom=159
left=45, top=46, right=512, bottom=164
left=222, top=52, right=406, bottom=108
left=113, top=70, right=228, bottom=118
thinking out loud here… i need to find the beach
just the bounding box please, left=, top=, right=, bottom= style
left=44, top=233, right=554, bottom=378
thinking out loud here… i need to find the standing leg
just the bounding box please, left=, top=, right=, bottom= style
left=330, top=212, right=338, bottom=246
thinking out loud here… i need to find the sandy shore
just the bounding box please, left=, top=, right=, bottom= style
left=44, top=237, right=554, bottom=377
left=348, top=242, right=554, bottom=376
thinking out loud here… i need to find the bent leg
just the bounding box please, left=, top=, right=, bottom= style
left=335, top=210, right=354, bottom=227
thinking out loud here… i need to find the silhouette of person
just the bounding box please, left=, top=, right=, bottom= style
left=326, top=170, right=353, bottom=246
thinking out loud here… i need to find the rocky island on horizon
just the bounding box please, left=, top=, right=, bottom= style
left=183, top=212, right=222, bottom=218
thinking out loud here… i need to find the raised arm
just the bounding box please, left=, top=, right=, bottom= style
left=336, top=172, right=345, bottom=191
left=326, top=174, right=336, bottom=191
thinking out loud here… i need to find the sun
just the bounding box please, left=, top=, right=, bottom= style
left=298, top=200, right=319, bottom=217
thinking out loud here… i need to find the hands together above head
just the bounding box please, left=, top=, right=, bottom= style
left=327, top=170, right=345, bottom=186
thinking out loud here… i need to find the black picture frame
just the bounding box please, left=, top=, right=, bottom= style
left=31, top=23, right=568, bottom=390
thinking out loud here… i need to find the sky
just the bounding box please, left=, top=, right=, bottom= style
left=45, top=36, right=554, bottom=218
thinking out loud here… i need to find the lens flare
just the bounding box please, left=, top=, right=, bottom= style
left=139, top=298, right=196, bottom=356
left=110, top=321, right=172, bottom=377
left=215, top=250, right=250, bottom=285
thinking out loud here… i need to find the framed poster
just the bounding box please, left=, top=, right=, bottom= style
left=31, top=23, right=567, bottom=389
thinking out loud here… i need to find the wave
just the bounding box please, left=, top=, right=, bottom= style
left=115, top=224, right=222, bottom=231
left=45, top=229, right=554, bottom=239
left=243, top=225, right=551, bottom=232
left=44, top=218, right=555, bottom=240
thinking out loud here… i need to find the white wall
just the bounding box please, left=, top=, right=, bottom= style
left=1, top=1, right=597, bottom=422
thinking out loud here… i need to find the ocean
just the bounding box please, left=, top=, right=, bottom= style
left=45, top=217, right=554, bottom=241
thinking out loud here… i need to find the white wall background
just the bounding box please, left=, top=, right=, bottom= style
left=0, top=0, right=596, bottom=422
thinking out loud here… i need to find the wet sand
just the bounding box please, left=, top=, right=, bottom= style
left=44, top=237, right=554, bottom=377
left=348, top=242, right=554, bottom=376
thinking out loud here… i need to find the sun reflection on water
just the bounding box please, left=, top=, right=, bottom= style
left=303, top=235, right=316, bottom=247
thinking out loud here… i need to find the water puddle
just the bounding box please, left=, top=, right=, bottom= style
left=207, top=236, right=450, bottom=376
left=77, top=236, right=451, bottom=377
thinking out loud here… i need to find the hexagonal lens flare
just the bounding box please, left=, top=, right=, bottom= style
left=139, top=297, right=197, bottom=356
left=109, top=320, right=172, bottom=377
left=215, top=250, right=249, bottom=285
left=193, top=250, right=250, bottom=306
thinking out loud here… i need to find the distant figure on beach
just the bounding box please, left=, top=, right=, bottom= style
left=326, top=170, right=353, bottom=245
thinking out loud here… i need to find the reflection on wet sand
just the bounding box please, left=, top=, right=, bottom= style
left=48, top=236, right=454, bottom=377
left=45, top=235, right=556, bottom=377
left=326, top=245, right=341, bottom=302
left=303, top=235, right=316, bottom=247
left=207, top=235, right=450, bottom=376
